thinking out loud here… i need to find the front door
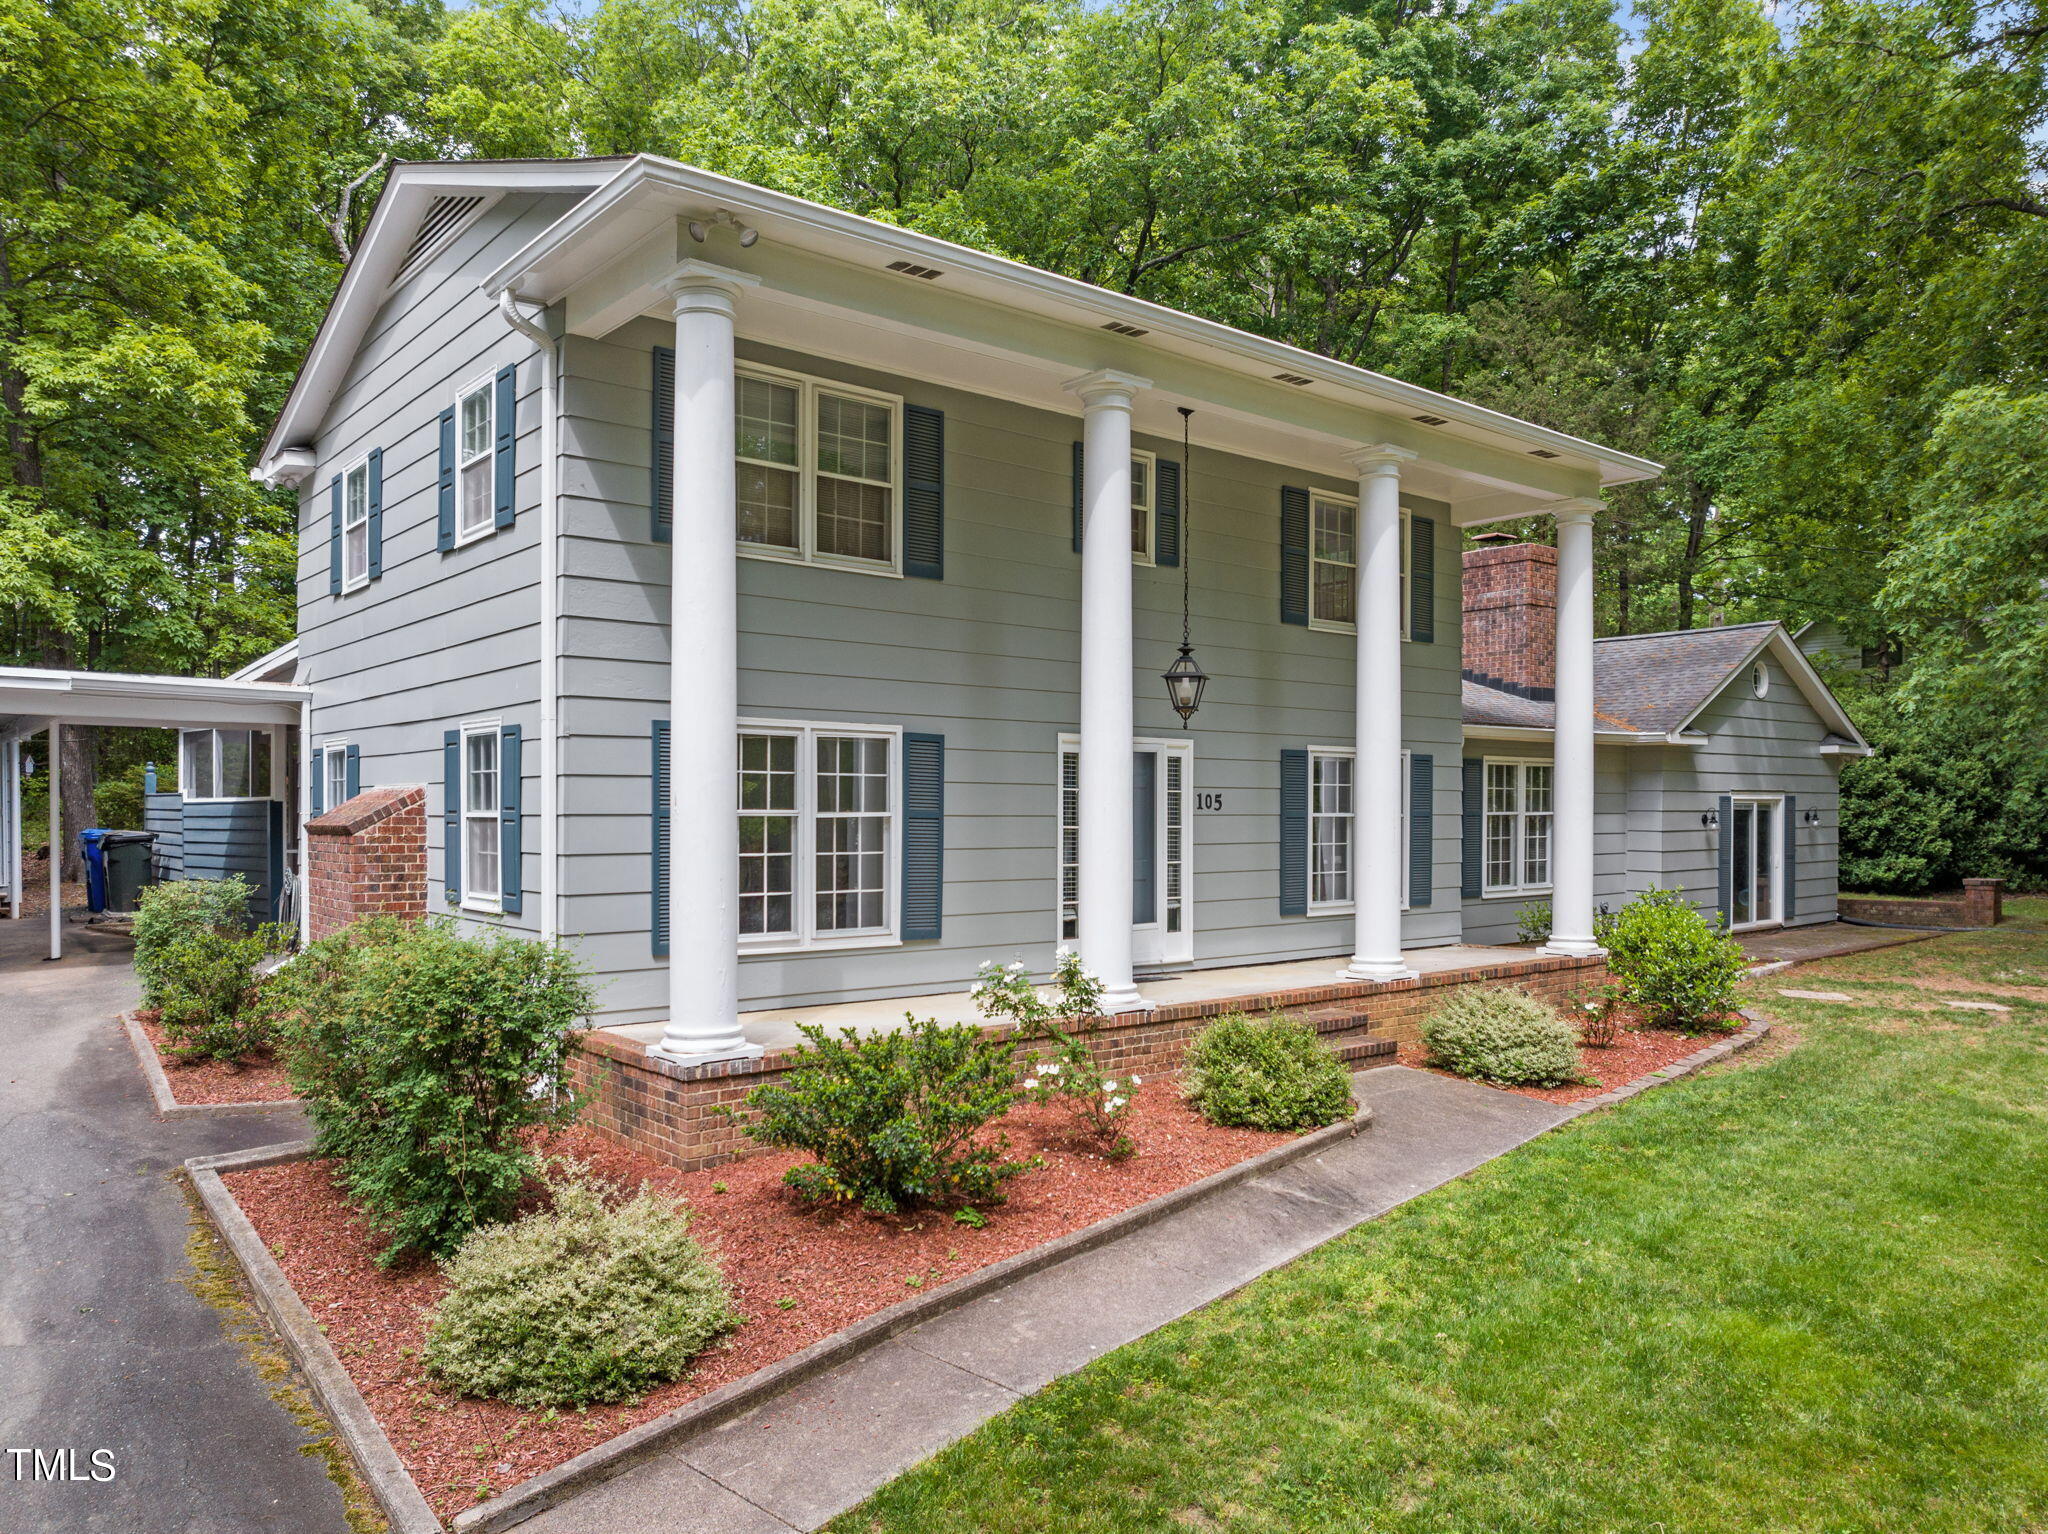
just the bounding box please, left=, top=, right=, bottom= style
left=1729, top=796, right=1781, bottom=929
left=1059, top=737, right=1194, bottom=967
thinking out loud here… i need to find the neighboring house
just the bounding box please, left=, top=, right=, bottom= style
left=1794, top=618, right=1900, bottom=677
left=236, top=155, right=1865, bottom=1064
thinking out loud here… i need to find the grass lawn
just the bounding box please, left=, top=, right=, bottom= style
left=832, top=900, right=2048, bottom=1533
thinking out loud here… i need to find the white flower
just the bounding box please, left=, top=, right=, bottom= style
left=1040, top=1060, right=1061, bottom=1075
left=1008, top=961, right=1025, bottom=972
left=1101, top=1080, right=1117, bottom=1093
left=1106, top=1096, right=1126, bottom=1111
left=1130, top=1075, right=1142, bottom=1087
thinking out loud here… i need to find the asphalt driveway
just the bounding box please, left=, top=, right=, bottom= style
left=0, top=912, right=351, bottom=1533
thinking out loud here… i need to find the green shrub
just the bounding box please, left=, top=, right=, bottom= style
left=975, top=950, right=1134, bottom=1155
left=1515, top=899, right=1552, bottom=945
left=1421, top=987, right=1582, bottom=1086
left=423, top=1165, right=738, bottom=1407
left=1601, top=887, right=1746, bottom=1032
left=1183, top=1012, right=1354, bottom=1132
left=265, top=917, right=594, bottom=1264
left=134, top=876, right=255, bottom=1008
left=734, top=1017, right=1031, bottom=1214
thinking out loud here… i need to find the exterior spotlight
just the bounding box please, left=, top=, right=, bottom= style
left=738, top=225, right=759, bottom=248
left=687, top=219, right=709, bottom=243
left=1163, top=643, right=1208, bottom=726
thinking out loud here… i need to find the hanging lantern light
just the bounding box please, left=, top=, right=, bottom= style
left=1161, top=407, right=1208, bottom=727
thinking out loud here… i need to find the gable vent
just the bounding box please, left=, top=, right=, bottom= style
left=1526, top=448, right=1561, bottom=459
left=886, top=259, right=944, bottom=280
left=394, top=195, right=486, bottom=284
left=1272, top=372, right=1315, bottom=387
left=1101, top=320, right=1149, bottom=337
left=1412, top=413, right=1448, bottom=426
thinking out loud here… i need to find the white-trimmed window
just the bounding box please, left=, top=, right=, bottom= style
left=456, top=377, right=495, bottom=542
left=738, top=722, right=899, bottom=950
left=1130, top=451, right=1157, bottom=563
left=321, top=742, right=349, bottom=812
left=736, top=365, right=902, bottom=573
left=1307, top=746, right=1411, bottom=912
left=342, top=459, right=371, bottom=590
left=1483, top=759, right=1553, bottom=896
left=181, top=729, right=274, bottom=801
left=461, top=723, right=502, bottom=911
left=1308, top=494, right=1411, bottom=633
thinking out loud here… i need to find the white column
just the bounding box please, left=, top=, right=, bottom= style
left=1066, top=369, right=1151, bottom=1015
left=1343, top=445, right=1418, bottom=982
left=47, top=721, right=61, bottom=961
left=654, top=264, right=764, bottom=1065
left=1542, top=500, right=1603, bottom=957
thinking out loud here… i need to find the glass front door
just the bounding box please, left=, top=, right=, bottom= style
left=1730, top=797, right=1780, bottom=929
left=1059, top=738, right=1193, bottom=967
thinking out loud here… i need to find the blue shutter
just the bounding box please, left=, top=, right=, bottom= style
left=901, top=732, right=945, bottom=941
left=1132, top=750, right=1157, bottom=925
left=367, top=448, right=384, bottom=581
left=1070, top=440, right=1084, bottom=554
left=1280, top=486, right=1310, bottom=625
left=1155, top=457, right=1180, bottom=568
left=650, top=720, right=670, bottom=956
left=1460, top=757, right=1484, bottom=899
left=1408, top=514, right=1435, bottom=642
left=493, top=364, right=516, bottom=529
left=904, top=404, right=944, bottom=580
left=499, top=725, right=523, bottom=915
left=1409, top=753, right=1433, bottom=906
left=443, top=731, right=462, bottom=905
left=308, top=749, right=323, bottom=817
left=344, top=743, right=360, bottom=801
left=328, top=477, right=343, bottom=595
left=437, top=407, right=456, bottom=551
left=1782, top=795, right=1797, bottom=921
left=651, top=346, right=675, bottom=544
left=1715, top=793, right=1735, bottom=929
left=1279, top=748, right=1308, bottom=917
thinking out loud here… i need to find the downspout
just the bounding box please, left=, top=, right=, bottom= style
left=299, top=695, right=312, bottom=947
left=498, top=290, right=560, bottom=941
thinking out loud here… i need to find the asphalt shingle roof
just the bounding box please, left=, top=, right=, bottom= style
left=1463, top=622, right=1778, bottom=735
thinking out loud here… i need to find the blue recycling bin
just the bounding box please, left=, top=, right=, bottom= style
left=78, top=828, right=109, bottom=913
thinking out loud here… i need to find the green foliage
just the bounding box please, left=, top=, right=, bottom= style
left=266, top=917, right=593, bottom=1265
left=1601, top=888, right=1746, bottom=1032
left=1183, top=1012, right=1355, bottom=1132
left=1421, top=987, right=1583, bottom=1086
left=734, top=1018, right=1032, bottom=1214
left=422, top=1164, right=738, bottom=1407
left=974, top=950, right=1133, bottom=1154
left=157, top=924, right=289, bottom=1064
left=133, top=876, right=255, bottom=1007
left=1515, top=899, right=1552, bottom=945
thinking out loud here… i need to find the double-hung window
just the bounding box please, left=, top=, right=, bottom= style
left=181, top=729, right=273, bottom=801
left=342, top=460, right=371, bottom=589
left=1130, top=451, right=1157, bottom=563
left=1306, top=746, right=1411, bottom=912
left=1483, top=760, right=1553, bottom=896
left=739, top=723, right=897, bottom=949
left=456, top=378, right=495, bottom=543
left=736, top=366, right=901, bottom=573
left=322, top=743, right=349, bottom=813
left=462, top=724, right=502, bottom=910
left=1307, top=494, right=1410, bottom=633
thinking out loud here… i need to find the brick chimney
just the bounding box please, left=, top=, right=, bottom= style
left=1462, top=538, right=1557, bottom=700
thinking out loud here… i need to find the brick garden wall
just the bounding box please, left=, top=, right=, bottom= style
left=304, top=785, right=427, bottom=940
left=1839, top=878, right=2004, bottom=930
left=569, top=951, right=1611, bottom=1173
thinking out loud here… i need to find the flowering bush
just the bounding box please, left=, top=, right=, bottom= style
left=975, top=950, right=1135, bottom=1156
left=1571, top=982, right=1627, bottom=1047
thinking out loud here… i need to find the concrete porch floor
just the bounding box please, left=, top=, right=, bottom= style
left=604, top=944, right=1538, bottom=1055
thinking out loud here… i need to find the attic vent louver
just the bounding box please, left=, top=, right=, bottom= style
left=1272, top=372, right=1314, bottom=387
left=886, top=259, right=944, bottom=279
left=1101, top=320, right=1149, bottom=337
left=394, top=195, right=486, bottom=284
left=1527, top=448, right=1561, bottom=459
left=1411, top=413, right=1448, bottom=426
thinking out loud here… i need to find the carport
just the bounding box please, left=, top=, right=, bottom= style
left=0, top=666, right=310, bottom=960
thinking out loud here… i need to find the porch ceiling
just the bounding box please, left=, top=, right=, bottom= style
left=0, top=666, right=308, bottom=738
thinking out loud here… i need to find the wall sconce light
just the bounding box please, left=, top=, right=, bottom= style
left=1803, top=809, right=1822, bottom=827
left=1700, top=810, right=1719, bottom=829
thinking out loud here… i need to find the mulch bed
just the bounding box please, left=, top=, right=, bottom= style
left=220, top=1085, right=1295, bottom=1518
left=133, top=1009, right=297, bottom=1105
left=1396, top=1009, right=1743, bottom=1106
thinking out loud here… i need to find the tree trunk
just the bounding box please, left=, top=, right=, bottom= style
left=58, top=725, right=97, bottom=884
left=1675, top=482, right=1711, bottom=630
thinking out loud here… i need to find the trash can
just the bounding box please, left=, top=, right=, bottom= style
left=101, top=830, right=159, bottom=915
left=78, top=828, right=110, bottom=912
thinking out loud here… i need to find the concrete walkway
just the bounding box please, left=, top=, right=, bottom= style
left=1738, top=920, right=1941, bottom=965
left=0, top=914, right=349, bottom=1534
left=518, top=1067, right=1572, bottom=1534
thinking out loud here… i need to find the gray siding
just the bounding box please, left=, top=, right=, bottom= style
left=559, top=326, right=1466, bottom=1025
left=144, top=792, right=185, bottom=881
left=148, top=798, right=284, bottom=921
left=1456, top=739, right=1631, bottom=946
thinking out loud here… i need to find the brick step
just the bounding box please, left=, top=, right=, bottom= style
left=1330, top=1035, right=1397, bottom=1065
left=1288, top=1001, right=1385, bottom=1036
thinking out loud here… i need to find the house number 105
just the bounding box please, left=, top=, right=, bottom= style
left=1195, top=792, right=1226, bottom=812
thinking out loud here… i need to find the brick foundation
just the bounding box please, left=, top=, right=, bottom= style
left=569, top=951, right=1610, bottom=1173
left=304, top=785, right=428, bottom=940
left=1839, top=878, right=2004, bottom=930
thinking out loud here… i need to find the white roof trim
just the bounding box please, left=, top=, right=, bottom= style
left=1672, top=625, right=1869, bottom=750
left=0, top=666, right=309, bottom=732
left=1463, top=724, right=1683, bottom=747
left=227, top=639, right=300, bottom=685
left=480, top=156, right=1661, bottom=488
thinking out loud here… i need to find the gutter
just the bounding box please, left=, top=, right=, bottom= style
left=497, top=291, right=561, bottom=941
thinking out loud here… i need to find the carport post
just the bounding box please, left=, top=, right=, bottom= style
left=46, top=720, right=61, bottom=960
